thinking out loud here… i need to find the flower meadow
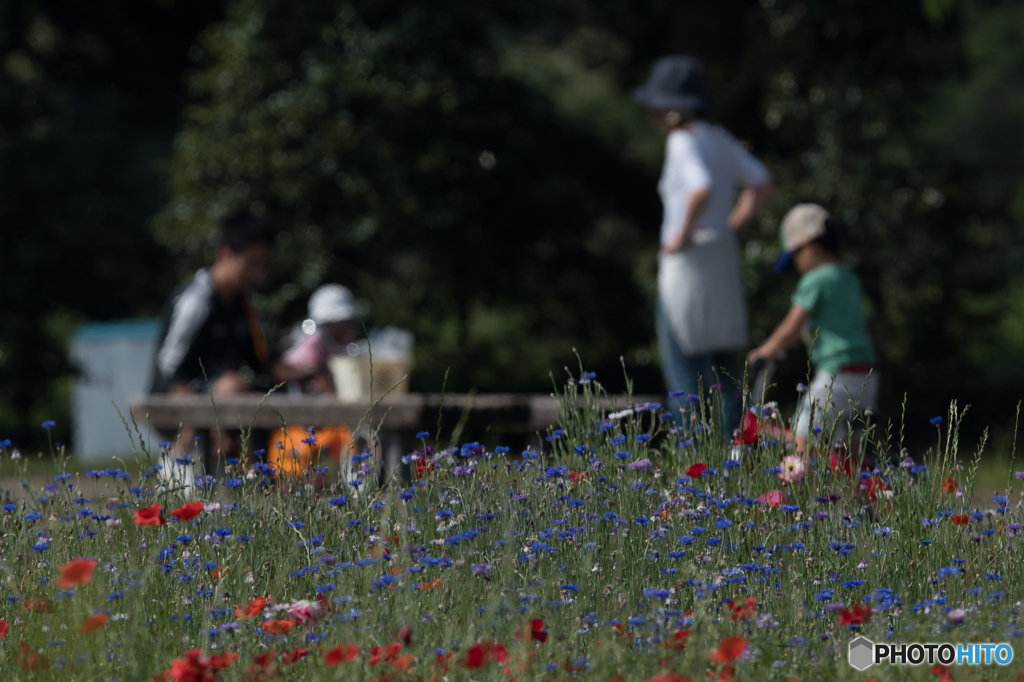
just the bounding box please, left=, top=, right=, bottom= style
left=1, top=374, right=1023, bottom=681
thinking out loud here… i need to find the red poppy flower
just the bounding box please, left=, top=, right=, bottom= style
left=391, top=653, right=415, bottom=671
left=245, top=650, right=277, bottom=681
left=712, top=663, right=737, bottom=682
left=660, top=630, right=690, bottom=651
left=951, top=514, right=969, bottom=526
left=133, top=503, right=165, bottom=526
left=166, top=649, right=211, bottom=682
left=516, top=618, right=548, bottom=643
left=282, top=647, right=309, bottom=664
left=0, top=619, right=8, bottom=638
left=236, top=596, right=266, bottom=619
left=18, top=641, right=50, bottom=672
left=735, top=411, right=759, bottom=446
left=171, top=501, right=204, bottom=521
left=209, top=652, right=238, bottom=670
left=399, top=624, right=413, bottom=645
left=838, top=602, right=872, bottom=627
left=325, top=644, right=359, bottom=666
left=79, top=612, right=108, bottom=634
left=709, top=635, right=748, bottom=662
left=931, top=664, right=953, bottom=682
left=261, top=619, right=295, bottom=635
left=58, top=558, right=96, bottom=588
left=370, top=641, right=403, bottom=666
left=686, top=463, right=708, bottom=479
left=24, top=598, right=53, bottom=614
left=941, top=478, right=957, bottom=494
left=466, top=641, right=508, bottom=668
left=729, top=597, right=756, bottom=622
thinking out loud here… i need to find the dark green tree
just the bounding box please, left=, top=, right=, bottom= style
left=155, top=0, right=665, bottom=395
left=0, top=0, right=222, bottom=448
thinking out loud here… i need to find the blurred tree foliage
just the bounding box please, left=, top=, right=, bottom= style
left=154, top=0, right=665, bottom=396
left=0, top=0, right=222, bottom=448
left=5, top=0, right=1024, bottom=449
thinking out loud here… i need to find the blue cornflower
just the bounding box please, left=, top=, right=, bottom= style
left=42, top=420, right=56, bottom=429
left=930, top=416, right=943, bottom=425
left=416, top=431, right=430, bottom=439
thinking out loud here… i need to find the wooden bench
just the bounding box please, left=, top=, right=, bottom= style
left=129, top=392, right=663, bottom=483
left=129, top=392, right=662, bottom=480
left=128, top=392, right=661, bottom=435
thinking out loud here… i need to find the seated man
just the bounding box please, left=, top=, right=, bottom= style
left=152, top=210, right=307, bottom=466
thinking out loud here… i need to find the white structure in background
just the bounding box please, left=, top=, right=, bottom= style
left=70, top=319, right=161, bottom=463
left=329, top=326, right=415, bottom=402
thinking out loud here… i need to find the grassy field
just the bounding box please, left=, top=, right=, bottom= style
left=0, top=378, right=1022, bottom=681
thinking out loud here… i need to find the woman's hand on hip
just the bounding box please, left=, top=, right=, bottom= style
left=662, top=230, right=693, bottom=254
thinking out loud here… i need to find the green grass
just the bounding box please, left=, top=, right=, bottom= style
left=0, top=378, right=1022, bottom=681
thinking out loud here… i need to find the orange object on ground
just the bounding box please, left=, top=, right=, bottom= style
left=269, top=425, right=352, bottom=474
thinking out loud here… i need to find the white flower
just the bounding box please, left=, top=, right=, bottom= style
left=779, top=455, right=807, bottom=483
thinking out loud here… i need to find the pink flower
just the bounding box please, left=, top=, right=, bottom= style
left=778, top=455, right=806, bottom=483
left=758, top=490, right=786, bottom=507
left=285, top=599, right=323, bottom=625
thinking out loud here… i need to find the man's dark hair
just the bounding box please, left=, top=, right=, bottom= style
left=812, top=217, right=841, bottom=255
left=219, top=210, right=275, bottom=253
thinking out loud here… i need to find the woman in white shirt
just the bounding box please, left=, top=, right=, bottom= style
left=634, top=56, right=773, bottom=437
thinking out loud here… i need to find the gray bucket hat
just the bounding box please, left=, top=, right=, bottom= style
left=633, top=55, right=712, bottom=112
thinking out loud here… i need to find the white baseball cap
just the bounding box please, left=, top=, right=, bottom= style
left=774, top=204, right=830, bottom=273
left=308, top=284, right=356, bottom=324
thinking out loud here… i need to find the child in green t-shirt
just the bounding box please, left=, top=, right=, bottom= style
left=747, top=204, right=878, bottom=455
